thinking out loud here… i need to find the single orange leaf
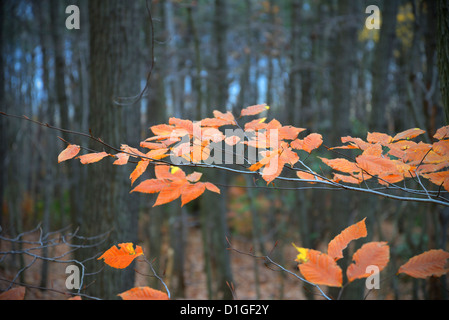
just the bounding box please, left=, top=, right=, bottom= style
left=398, top=249, right=449, bottom=279
left=355, top=154, right=397, bottom=175
left=296, top=171, right=323, bottom=183
left=0, top=286, right=26, bottom=300
left=291, top=133, right=323, bottom=153
left=366, top=132, right=392, bottom=145
left=118, top=286, right=169, bottom=300
left=346, top=242, right=390, bottom=282
left=240, top=103, right=270, bottom=116
left=392, top=128, right=425, bottom=141
left=327, top=218, right=367, bottom=261
left=113, top=152, right=130, bottom=165
left=58, top=144, right=81, bottom=163
left=244, top=118, right=268, bottom=131
left=186, top=171, right=203, bottom=183
left=298, top=250, right=343, bottom=287
left=319, top=157, right=361, bottom=174
left=212, top=110, right=237, bottom=125
left=97, top=243, right=143, bottom=269
left=433, top=125, right=449, bottom=140
left=130, top=160, right=150, bottom=185
left=332, top=173, right=363, bottom=185
left=421, top=170, right=449, bottom=192
left=77, top=151, right=109, bottom=164
left=140, top=141, right=167, bottom=150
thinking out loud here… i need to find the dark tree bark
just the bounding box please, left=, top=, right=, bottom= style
left=437, top=0, right=449, bottom=125
left=369, top=0, right=399, bottom=132
left=83, top=1, right=141, bottom=299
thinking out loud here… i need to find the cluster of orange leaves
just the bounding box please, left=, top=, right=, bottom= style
left=52, top=104, right=449, bottom=299
left=58, top=103, right=449, bottom=207
left=292, top=218, right=449, bottom=288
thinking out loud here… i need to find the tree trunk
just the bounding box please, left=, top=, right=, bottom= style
left=437, top=0, right=449, bottom=125
left=369, top=0, right=399, bottom=131
left=83, top=1, right=141, bottom=299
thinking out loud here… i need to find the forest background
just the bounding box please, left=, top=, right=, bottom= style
left=1, top=0, right=448, bottom=300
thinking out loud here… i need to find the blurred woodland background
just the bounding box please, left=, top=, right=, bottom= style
left=1, top=0, right=448, bottom=300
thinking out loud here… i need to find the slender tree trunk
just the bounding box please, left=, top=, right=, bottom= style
left=437, top=0, right=449, bottom=125
left=200, top=0, right=233, bottom=300
left=83, top=1, right=141, bottom=299
left=369, top=0, right=399, bottom=132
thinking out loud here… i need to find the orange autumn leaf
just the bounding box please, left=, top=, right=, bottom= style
left=421, top=170, right=449, bottom=192
left=98, top=243, right=143, bottom=269
left=355, top=154, right=397, bottom=176
left=224, top=135, right=241, bottom=146
left=204, top=182, right=221, bottom=194
left=58, top=144, right=81, bottom=163
left=140, top=141, right=167, bottom=150
left=113, top=152, right=130, bottom=165
left=130, top=178, right=170, bottom=194
left=131, top=165, right=220, bottom=207
left=118, top=286, right=169, bottom=300
left=346, top=242, right=390, bottom=282
left=0, top=286, right=26, bottom=300
left=240, top=103, right=270, bottom=116
left=296, top=171, right=324, bottom=183
left=327, top=218, right=367, bottom=261
left=319, top=157, right=361, bottom=174
left=392, top=128, right=425, bottom=142
left=244, top=118, right=268, bottom=131
left=298, top=249, right=343, bottom=287
left=366, top=132, right=392, bottom=145
left=181, top=182, right=206, bottom=206
left=433, top=125, right=449, bottom=140
left=130, top=160, right=150, bottom=185
left=291, top=133, right=323, bottom=153
left=186, top=171, right=203, bottom=183
left=77, top=151, right=109, bottom=164
left=398, top=249, right=449, bottom=279
left=153, top=179, right=188, bottom=206
left=332, top=173, right=363, bottom=185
